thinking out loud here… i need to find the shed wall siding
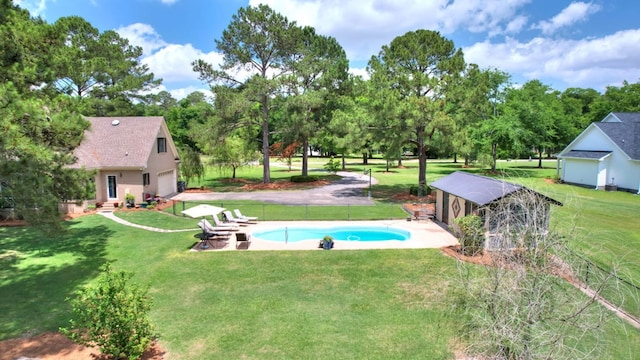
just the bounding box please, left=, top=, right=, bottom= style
left=435, top=190, right=444, bottom=223
left=435, top=191, right=467, bottom=226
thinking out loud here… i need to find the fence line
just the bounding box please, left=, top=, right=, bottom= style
left=169, top=200, right=410, bottom=222
left=568, top=250, right=640, bottom=318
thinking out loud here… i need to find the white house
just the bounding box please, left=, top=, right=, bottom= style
left=557, top=112, right=640, bottom=193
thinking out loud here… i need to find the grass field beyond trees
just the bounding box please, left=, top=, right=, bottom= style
left=1, top=157, right=639, bottom=359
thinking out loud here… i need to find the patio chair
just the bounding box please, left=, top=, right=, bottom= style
left=235, top=232, right=251, bottom=250
left=222, top=210, right=249, bottom=226
left=233, top=209, right=258, bottom=223
left=198, top=220, right=234, bottom=237
left=211, top=214, right=241, bottom=229
left=202, top=218, right=239, bottom=232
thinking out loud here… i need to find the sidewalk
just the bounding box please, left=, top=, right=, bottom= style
left=97, top=211, right=196, bottom=233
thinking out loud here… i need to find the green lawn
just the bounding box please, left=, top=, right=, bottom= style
left=1, top=215, right=638, bottom=359
left=1, top=157, right=639, bottom=358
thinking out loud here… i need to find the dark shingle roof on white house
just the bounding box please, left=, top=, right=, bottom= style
left=593, top=112, right=640, bottom=160
left=561, top=150, right=612, bottom=160
left=72, top=116, right=172, bottom=169
left=430, top=171, right=561, bottom=206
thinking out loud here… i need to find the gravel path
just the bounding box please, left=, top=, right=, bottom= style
left=170, top=170, right=378, bottom=205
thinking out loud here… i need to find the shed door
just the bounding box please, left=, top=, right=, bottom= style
left=157, top=170, right=175, bottom=196
left=442, top=193, right=449, bottom=225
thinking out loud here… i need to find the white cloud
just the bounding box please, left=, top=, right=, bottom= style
left=110, top=22, right=231, bottom=93
left=13, top=0, right=47, bottom=16
left=348, top=67, right=369, bottom=80
left=504, top=15, right=528, bottom=35
left=464, top=29, right=640, bottom=90
left=251, top=0, right=532, bottom=61
left=113, top=23, right=225, bottom=86
left=116, top=23, right=168, bottom=56
left=143, top=43, right=223, bottom=83
left=168, top=86, right=214, bottom=101
left=534, top=2, right=601, bottom=35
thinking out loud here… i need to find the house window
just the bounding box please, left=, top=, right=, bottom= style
left=157, top=137, right=166, bottom=153
left=143, top=173, right=150, bottom=186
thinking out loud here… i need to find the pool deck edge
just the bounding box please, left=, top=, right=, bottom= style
left=206, top=220, right=459, bottom=251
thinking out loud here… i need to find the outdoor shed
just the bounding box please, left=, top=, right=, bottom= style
left=430, top=172, right=562, bottom=249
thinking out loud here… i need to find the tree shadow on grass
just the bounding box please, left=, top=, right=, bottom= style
left=0, top=220, right=112, bottom=340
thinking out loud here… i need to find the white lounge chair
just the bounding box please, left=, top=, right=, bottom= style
left=234, top=209, right=258, bottom=222
left=197, top=220, right=232, bottom=238
left=222, top=210, right=249, bottom=226
left=211, top=214, right=241, bottom=230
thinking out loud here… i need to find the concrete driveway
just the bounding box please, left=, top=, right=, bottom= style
left=171, top=171, right=378, bottom=205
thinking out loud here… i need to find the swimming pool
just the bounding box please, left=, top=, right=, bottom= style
left=252, top=226, right=411, bottom=243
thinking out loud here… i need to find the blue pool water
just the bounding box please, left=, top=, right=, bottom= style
left=252, top=226, right=410, bottom=243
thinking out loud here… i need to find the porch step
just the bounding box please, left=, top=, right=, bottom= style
left=100, top=202, right=118, bottom=210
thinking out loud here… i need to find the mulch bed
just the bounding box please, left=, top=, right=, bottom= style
left=0, top=332, right=165, bottom=360
left=440, top=245, right=494, bottom=266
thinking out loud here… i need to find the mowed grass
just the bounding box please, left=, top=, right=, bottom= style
left=0, top=217, right=459, bottom=359
left=177, top=157, right=640, bottom=312
left=1, top=214, right=639, bottom=359
left=2, top=157, right=640, bottom=358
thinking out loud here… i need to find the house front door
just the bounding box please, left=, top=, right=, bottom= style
left=107, top=175, right=117, bottom=200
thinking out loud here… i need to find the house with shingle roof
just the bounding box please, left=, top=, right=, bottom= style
left=430, top=171, right=562, bottom=249
left=64, top=116, right=180, bottom=213
left=557, top=112, right=640, bottom=193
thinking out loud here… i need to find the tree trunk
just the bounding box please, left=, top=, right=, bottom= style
left=362, top=152, right=368, bottom=165
left=491, top=143, right=497, bottom=172
left=453, top=153, right=457, bottom=163
left=302, top=136, right=309, bottom=176
left=261, top=94, right=270, bottom=184
left=418, top=141, right=427, bottom=186
left=538, top=148, right=543, bottom=168
left=398, top=157, right=403, bottom=167
left=341, top=154, right=346, bottom=170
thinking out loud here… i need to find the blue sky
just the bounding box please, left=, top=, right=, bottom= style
left=14, top=0, right=640, bottom=99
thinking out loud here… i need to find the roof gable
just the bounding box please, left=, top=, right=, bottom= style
left=72, top=116, right=178, bottom=169
left=607, top=112, right=640, bottom=123
left=430, top=171, right=561, bottom=206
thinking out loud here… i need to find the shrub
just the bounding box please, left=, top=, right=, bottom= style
left=60, top=263, right=156, bottom=360
left=290, top=175, right=319, bottom=183
left=452, top=214, right=484, bottom=255
left=323, top=156, right=340, bottom=174
left=125, top=193, right=135, bottom=206
left=409, top=184, right=431, bottom=196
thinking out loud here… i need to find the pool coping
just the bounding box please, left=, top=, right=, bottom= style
left=195, top=219, right=459, bottom=251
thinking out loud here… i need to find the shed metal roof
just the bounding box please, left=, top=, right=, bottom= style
left=430, top=171, right=561, bottom=206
